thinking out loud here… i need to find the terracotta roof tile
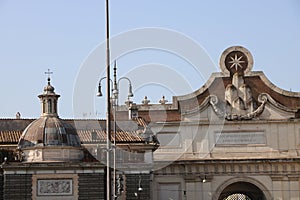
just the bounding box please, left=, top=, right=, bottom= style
left=77, top=129, right=143, bottom=143
left=0, top=131, right=22, bottom=144
left=134, top=117, right=148, bottom=128
left=0, top=119, right=147, bottom=145
left=0, top=130, right=145, bottom=144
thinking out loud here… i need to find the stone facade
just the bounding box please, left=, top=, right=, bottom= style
left=116, top=46, right=300, bottom=200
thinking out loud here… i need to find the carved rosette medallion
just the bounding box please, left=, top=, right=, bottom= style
left=220, top=46, right=253, bottom=76
left=225, top=51, right=248, bottom=75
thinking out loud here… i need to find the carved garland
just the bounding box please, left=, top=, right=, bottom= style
left=209, top=94, right=268, bottom=120
left=209, top=93, right=296, bottom=120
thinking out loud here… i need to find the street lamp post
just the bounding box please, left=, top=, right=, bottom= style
left=97, top=62, right=133, bottom=199
left=104, top=0, right=112, bottom=199
left=101, top=1, right=133, bottom=198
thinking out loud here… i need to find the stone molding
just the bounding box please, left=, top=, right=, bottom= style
left=154, top=160, right=300, bottom=176
left=20, top=146, right=84, bottom=162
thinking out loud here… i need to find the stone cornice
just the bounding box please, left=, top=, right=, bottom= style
left=154, top=158, right=300, bottom=176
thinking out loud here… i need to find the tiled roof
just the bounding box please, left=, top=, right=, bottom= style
left=0, top=131, right=22, bottom=144
left=134, top=117, right=148, bottom=128
left=77, top=130, right=144, bottom=143
left=0, top=119, right=33, bottom=131
left=0, top=129, right=144, bottom=144
left=0, top=118, right=148, bottom=145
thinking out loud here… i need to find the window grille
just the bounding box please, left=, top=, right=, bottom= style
left=224, top=193, right=252, bottom=200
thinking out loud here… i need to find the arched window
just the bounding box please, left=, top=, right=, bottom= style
left=54, top=99, right=57, bottom=113
left=43, top=99, right=46, bottom=113
left=48, top=99, right=52, bottom=113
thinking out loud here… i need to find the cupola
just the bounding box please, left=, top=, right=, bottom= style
left=17, top=70, right=83, bottom=162
left=38, top=75, right=60, bottom=117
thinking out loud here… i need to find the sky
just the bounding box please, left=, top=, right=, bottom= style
left=0, top=0, right=299, bottom=119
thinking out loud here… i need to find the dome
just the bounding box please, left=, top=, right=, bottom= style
left=16, top=74, right=83, bottom=162
left=17, top=116, right=83, bottom=162
left=18, top=117, right=81, bottom=149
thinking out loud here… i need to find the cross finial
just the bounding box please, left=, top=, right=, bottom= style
left=45, top=69, right=53, bottom=84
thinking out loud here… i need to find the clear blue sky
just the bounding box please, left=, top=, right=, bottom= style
left=0, top=0, right=299, bottom=119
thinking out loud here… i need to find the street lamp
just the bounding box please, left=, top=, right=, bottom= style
left=97, top=63, right=133, bottom=101
left=97, top=61, right=134, bottom=199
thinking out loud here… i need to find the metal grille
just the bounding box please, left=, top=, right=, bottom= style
left=224, top=193, right=252, bottom=200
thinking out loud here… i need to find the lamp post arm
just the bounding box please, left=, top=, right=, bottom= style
left=97, top=77, right=113, bottom=97
left=117, top=77, right=134, bottom=99
left=99, top=77, right=113, bottom=85
left=117, top=77, right=132, bottom=85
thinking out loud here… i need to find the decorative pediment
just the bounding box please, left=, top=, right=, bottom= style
left=210, top=46, right=298, bottom=120
left=178, top=46, right=300, bottom=121
left=216, top=46, right=298, bottom=120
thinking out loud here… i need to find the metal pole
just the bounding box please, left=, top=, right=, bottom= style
left=105, top=0, right=112, bottom=199
left=113, top=103, right=117, bottom=199
left=113, top=63, right=117, bottom=199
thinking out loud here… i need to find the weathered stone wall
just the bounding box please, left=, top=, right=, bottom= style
left=153, top=161, right=300, bottom=200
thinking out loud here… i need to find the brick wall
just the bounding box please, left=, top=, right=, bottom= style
left=78, top=173, right=105, bottom=200
left=3, top=174, right=32, bottom=200
left=0, top=174, right=3, bottom=200
left=125, top=174, right=151, bottom=200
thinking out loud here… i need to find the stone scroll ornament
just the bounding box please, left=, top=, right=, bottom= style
left=210, top=46, right=267, bottom=120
